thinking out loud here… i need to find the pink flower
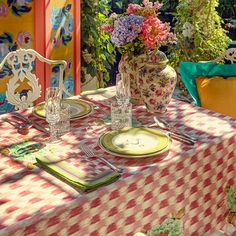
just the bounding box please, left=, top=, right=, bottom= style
left=139, top=78, right=144, bottom=85
left=143, top=0, right=162, bottom=10
left=100, top=24, right=114, bottom=33
left=143, top=0, right=151, bottom=7
left=149, top=98, right=156, bottom=105
left=51, top=33, right=60, bottom=48
left=150, top=53, right=158, bottom=63
left=156, top=90, right=162, bottom=96
left=127, top=4, right=142, bottom=15
left=140, top=16, right=169, bottom=48
left=17, top=32, right=32, bottom=48
left=0, top=2, right=8, bottom=16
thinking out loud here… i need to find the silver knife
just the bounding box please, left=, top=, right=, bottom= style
left=30, top=120, right=49, bottom=134
left=98, top=157, right=123, bottom=173
left=168, top=132, right=195, bottom=145
left=11, top=113, right=49, bottom=134
left=153, top=118, right=195, bottom=145
left=154, top=116, right=197, bottom=142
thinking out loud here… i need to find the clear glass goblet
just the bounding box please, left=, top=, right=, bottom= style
left=116, top=73, right=130, bottom=105
left=45, top=87, right=61, bottom=141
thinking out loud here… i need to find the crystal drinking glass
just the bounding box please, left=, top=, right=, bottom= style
left=116, top=73, right=130, bottom=105
left=111, top=100, right=132, bottom=130
left=45, top=87, right=61, bottom=141
left=56, top=102, right=71, bottom=136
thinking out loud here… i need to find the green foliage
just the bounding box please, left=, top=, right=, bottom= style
left=169, top=0, right=231, bottom=67
left=101, top=0, right=176, bottom=13
left=81, top=0, right=116, bottom=87
left=159, top=0, right=178, bottom=12
left=227, top=184, right=236, bottom=212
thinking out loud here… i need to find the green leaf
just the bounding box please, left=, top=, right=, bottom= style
left=87, top=64, right=97, bottom=77
left=107, top=43, right=114, bottom=54
left=104, top=72, right=110, bottom=82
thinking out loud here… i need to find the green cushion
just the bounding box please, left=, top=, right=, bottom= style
left=179, top=62, right=236, bottom=106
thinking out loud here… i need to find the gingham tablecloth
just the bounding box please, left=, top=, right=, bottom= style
left=1, top=88, right=236, bottom=236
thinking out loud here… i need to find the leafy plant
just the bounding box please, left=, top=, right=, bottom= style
left=81, top=0, right=116, bottom=88
left=169, top=0, right=231, bottom=67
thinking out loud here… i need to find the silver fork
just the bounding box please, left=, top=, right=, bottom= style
left=79, top=144, right=123, bottom=173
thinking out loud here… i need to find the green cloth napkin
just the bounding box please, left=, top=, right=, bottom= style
left=36, top=155, right=121, bottom=192
left=0, top=140, right=48, bottom=164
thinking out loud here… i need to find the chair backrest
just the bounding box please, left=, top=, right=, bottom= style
left=202, top=48, right=236, bottom=64
left=0, top=48, right=69, bottom=110
left=212, top=48, right=236, bottom=64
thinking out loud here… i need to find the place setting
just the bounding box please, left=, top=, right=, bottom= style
left=13, top=87, right=96, bottom=137
left=32, top=97, right=94, bottom=121
left=95, top=72, right=173, bottom=160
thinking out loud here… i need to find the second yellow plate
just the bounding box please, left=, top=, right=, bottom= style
left=33, top=99, right=93, bottom=120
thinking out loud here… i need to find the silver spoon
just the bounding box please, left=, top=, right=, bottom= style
left=2, top=118, right=29, bottom=135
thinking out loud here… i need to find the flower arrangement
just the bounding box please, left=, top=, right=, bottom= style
left=101, top=0, right=176, bottom=57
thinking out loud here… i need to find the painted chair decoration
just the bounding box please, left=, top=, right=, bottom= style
left=0, top=48, right=68, bottom=110
left=210, top=47, right=236, bottom=63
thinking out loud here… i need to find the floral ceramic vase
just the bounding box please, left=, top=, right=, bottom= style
left=119, top=54, right=143, bottom=100
left=139, top=50, right=177, bottom=113
left=119, top=50, right=177, bottom=113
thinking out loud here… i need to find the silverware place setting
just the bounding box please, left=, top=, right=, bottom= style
left=153, top=116, right=196, bottom=145
left=11, top=112, right=49, bottom=134
left=79, top=144, right=123, bottom=173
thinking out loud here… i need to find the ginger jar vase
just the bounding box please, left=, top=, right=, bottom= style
left=124, top=51, right=177, bottom=113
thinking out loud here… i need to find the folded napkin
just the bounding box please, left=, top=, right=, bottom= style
left=36, top=155, right=121, bottom=192
left=1, top=140, right=47, bottom=164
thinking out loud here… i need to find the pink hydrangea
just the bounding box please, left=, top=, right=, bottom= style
left=100, top=24, right=114, bottom=33
left=140, top=16, right=169, bottom=48
left=127, top=4, right=142, bottom=15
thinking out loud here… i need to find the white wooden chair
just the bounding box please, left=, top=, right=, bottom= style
left=0, top=48, right=70, bottom=110
left=212, top=48, right=236, bottom=63
left=200, top=47, right=236, bottom=63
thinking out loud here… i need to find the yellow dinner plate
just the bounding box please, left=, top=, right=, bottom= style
left=99, top=127, right=170, bottom=156
left=33, top=99, right=93, bottom=120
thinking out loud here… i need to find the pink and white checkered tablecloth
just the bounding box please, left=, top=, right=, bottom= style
left=1, top=88, right=236, bottom=236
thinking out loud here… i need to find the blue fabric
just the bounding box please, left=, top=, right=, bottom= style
left=179, top=62, right=236, bottom=106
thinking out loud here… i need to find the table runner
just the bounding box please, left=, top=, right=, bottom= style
left=1, top=87, right=236, bottom=235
